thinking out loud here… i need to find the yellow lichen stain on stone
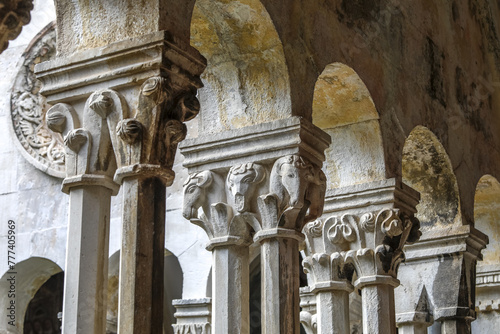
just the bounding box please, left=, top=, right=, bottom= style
left=76, top=0, right=158, bottom=52
left=107, top=275, right=119, bottom=319
left=323, top=120, right=386, bottom=189
left=191, top=0, right=291, bottom=133
left=474, top=175, right=500, bottom=266
left=403, top=126, right=461, bottom=232
left=313, top=63, right=379, bottom=129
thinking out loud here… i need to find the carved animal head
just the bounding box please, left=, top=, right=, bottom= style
left=182, top=171, right=213, bottom=220
left=270, top=155, right=326, bottom=221
left=227, top=163, right=266, bottom=213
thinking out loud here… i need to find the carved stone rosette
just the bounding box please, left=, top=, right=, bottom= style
left=0, top=0, right=34, bottom=53
left=10, top=23, right=65, bottom=177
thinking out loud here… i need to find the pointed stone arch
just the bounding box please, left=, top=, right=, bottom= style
left=190, top=0, right=291, bottom=134
left=312, top=62, right=386, bottom=188
left=0, top=257, right=62, bottom=332
left=402, top=125, right=462, bottom=232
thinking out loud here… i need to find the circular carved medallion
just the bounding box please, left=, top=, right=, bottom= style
left=10, top=23, right=65, bottom=178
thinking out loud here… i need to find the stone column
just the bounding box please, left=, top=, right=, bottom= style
left=37, top=31, right=206, bottom=334
left=183, top=166, right=260, bottom=334
left=299, top=287, right=317, bottom=334
left=180, top=118, right=331, bottom=333
left=302, top=179, right=421, bottom=334
left=302, top=223, right=353, bottom=334
left=45, top=98, right=119, bottom=333
left=255, top=155, right=326, bottom=334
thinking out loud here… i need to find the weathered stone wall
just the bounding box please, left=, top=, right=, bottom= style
left=258, top=0, right=500, bottom=223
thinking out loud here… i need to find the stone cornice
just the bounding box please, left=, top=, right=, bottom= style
left=35, top=30, right=206, bottom=104
left=403, top=225, right=488, bottom=262
left=180, top=117, right=331, bottom=172
left=323, top=178, right=420, bottom=217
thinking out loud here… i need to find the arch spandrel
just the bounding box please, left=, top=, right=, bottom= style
left=190, top=0, right=292, bottom=134
left=402, top=126, right=462, bottom=232
left=312, top=62, right=386, bottom=189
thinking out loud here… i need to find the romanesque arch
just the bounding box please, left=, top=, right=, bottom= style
left=402, top=125, right=462, bottom=231
left=312, top=62, right=386, bottom=188
left=0, top=257, right=62, bottom=332
left=190, top=0, right=291, bottom=134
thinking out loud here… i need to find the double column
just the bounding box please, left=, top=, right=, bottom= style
left=302, top=179, right=422, bottom=334
left=180, top=118, right=331, bottom=333
left=38, top=31, right=206, bottom=334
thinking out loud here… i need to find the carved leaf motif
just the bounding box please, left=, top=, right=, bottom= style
left=377, top=209, right=403, bottom=237
left=117, top=119, right=142, bottom=144
left=360, top=212, right=375, bottom=232
left=141, top=76, right=169, bottom=104
left=64, top=129, right=88, bottom=153
left=327, top=215, right=357, bottom=244
left=177, top=93, right=201, bottom=122
left=165, top=120, right=187, bottom=146
left=46, top=111, right=66, bottom=133
left=89, top=91, right=114, bottom=118
left=304, top=219, right=323, bottom=238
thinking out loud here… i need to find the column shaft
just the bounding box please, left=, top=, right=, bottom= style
left=118, top=177, right=166, bottom=334
left=398, top=324, right=429, bottom=334
left=316, top=289, right=350, bottom=334
left=361, top=283, right=397, bottom=334
left=261, top=238, right=300, bottom=334
left=212, top=245, right=249, bottom=334
left=62, top=186, right=112, bottom=334
left=441, top=319, right=471, bottom=334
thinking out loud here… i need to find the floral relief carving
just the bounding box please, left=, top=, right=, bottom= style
left=10, top=24, right=65, bottom=177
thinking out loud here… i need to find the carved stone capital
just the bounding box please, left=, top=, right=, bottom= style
left=37, top=31, right=207, bottom=186
left=183, top=170, right=252, bottom=249
left=302, top=252, right=354, bottom=293
left=172, top=298, right=211, bottom=334
left=0, top=0, right=33, bottom=53
left=303, top=179, right=421, bottom=281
